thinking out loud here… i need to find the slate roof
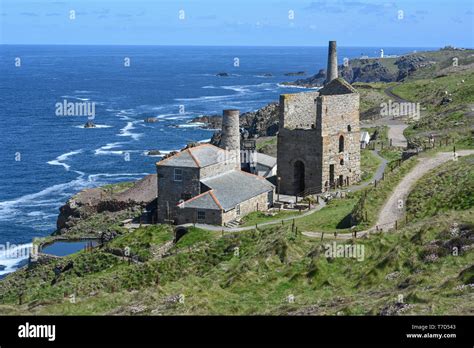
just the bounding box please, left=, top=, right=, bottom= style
left=254, top=153, right=277, bottom=168
left=177, top=190, right=222, bottom=210
left=319, top=78, right=357, bottom=96
left=179, top=170, right=274, bottom=212
left=156, top=144, right=233, bottom=168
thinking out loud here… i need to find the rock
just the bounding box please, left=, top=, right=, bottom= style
left=216, top=72, right=229, bottom=77
left=147, top=150, right=162, bottom=156
left=144, top=117, right=158, bottom=123
left=262, top=73, right=273, bottom=77
left=284, top=71, right=306, bottom=76
left=190, top=115, right=222, bottom=129
left=84, top=121, right=96, bottom=128
left=282, top=69, right=326, bottom=87
left=440, top=96, right=453, bottom=105
left=210, top=103, right=280, bottom=147
left=56, top=175, right=157, bottom=234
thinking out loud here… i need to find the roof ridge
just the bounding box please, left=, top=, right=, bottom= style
left=208, top=190, right=223, bottom=210
left=156, top=149, right=188, bottom=166
left=177, top=190, right=213, bottom=206
left=187, top=148, right=201, bottom=167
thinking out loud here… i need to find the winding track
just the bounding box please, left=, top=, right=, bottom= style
left=303, top=150, right=474, bottom=239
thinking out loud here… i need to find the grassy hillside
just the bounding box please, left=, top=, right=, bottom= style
left=392, top=69, right=474, bottom=147
left=407, top=155, right=474, bottom=221
left=0, top=209, right=472, bottom=315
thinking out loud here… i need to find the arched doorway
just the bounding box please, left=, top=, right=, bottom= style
left=293, top=160, right=305, bottom=193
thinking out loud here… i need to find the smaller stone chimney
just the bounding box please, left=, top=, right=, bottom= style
left=221, top=109, right=241, bottom=166
left=326, top=41, right=338, bottom=84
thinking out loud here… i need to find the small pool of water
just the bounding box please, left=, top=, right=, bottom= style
left=41, top=240, right=98, bottom=257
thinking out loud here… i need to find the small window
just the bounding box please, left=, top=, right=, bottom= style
left=197, top=211, right=206, bottom=221
left=174, top=168, right=183, bottom=181
left=347, top=125, right=352, bottom=132
left=339, top=135, right=345, bottom=152
left=340, top=159, right=344, bottom=165
left=236, top=204, right=241, bottom=216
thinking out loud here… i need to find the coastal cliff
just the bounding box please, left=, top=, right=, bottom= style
left=284, top=47, right=472, bottom=87
left=56, top=175, right=157, bottom=235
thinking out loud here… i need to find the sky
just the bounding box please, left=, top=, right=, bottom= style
left=0, top=0, right=473, bottom=47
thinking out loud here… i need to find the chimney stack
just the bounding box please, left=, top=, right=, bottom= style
left=326, top=41, right=338, bottom=84
left=221, top=109, right=241, bottom=167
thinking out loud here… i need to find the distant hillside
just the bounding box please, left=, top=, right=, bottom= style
left=284, top=47, right=474, bottom=87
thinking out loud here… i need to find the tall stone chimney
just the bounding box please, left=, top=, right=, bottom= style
left=221, top=109, right=241, bottom=167
left=326, top=40, right=338, bottom=84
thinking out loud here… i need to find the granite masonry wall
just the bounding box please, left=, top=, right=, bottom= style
left=277, top=89, right=361, bottom=195
left=156, top=166, right=200, bottom=223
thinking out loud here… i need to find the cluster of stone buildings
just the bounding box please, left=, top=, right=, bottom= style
left=155, top=41, right=361, bottom=226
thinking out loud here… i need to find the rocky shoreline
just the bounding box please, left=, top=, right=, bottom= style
left=281, top=48, right=465, bottom=88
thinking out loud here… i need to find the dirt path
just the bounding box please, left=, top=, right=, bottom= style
left=374, top=150, right=474, bottom=230
left=303, top=150, right=474, bottom=239
left=361, top=86, right=409, bottom=149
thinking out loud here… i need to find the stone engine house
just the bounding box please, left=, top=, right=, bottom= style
left=277, top=41, right=361, bottom=195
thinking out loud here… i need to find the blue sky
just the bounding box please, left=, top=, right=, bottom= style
left=0, top=0, right=473, bottom=47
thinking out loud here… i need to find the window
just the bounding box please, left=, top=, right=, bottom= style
left=347, top=125, right=352, bottom=132
left=339, top=135, right=344, bottom=152
left=197, top=211, right=206, bottom=221
left=236, top=204, right=241, bottom=216
left=174, top=168, right=183, bottom=181
left=340, top=159, right=344, bottom=165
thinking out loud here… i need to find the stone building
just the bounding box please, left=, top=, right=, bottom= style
left=276, top=41, right=361, bottom=195
left=156, top=109, right=275, bottom=226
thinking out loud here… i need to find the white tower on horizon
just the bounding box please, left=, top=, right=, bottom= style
left=380, top=49, right=384, bottom=58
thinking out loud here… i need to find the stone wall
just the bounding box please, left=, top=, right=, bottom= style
left=175, top=207, right=223, bottom=225
left=318, top=93, right=361, bottom=188
left=277, top=88, right=361, bottom=195
left=222, top=190, right=272, bottom=225
left=156, top=166, right=200, bottom=223
left=173, top=190, right=272, bottom=226
left=279, top=91, right=320, bottom=130
left=277, top=128, right=323, bottom=194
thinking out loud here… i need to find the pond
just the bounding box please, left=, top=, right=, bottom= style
left=41, top=240, right=99, bottom=257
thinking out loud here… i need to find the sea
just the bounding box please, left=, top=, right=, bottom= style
left=0, top=45, right=430, bottom=277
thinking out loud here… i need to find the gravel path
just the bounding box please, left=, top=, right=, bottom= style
left=387, top=124, right=408, bottom=148
left=361, top=85, right=409, bottom=149
left=374, top=150, right=474, bottom=230
left=303, top=150, right=474, bottom=239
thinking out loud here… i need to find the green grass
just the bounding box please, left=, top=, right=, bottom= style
left=392, top=70, right=474, bottom=147
left=101, top=181, right=135, bottom=195
left=174, top=227, right=217, bottom=249
left=292, top=195, right=360, bottom=232
left=407, top=155, right=474, bottom=221
left=1, top=208, right=472, bottom=315
left=240, top=210, right=300, bottom=227
left=108, top=225, right=173, bottom=261
left=352, top=156, right=419, bottom=229
left=360, top=149, right=381, bottom=182
left=256, top=137, right=277, bottom=151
